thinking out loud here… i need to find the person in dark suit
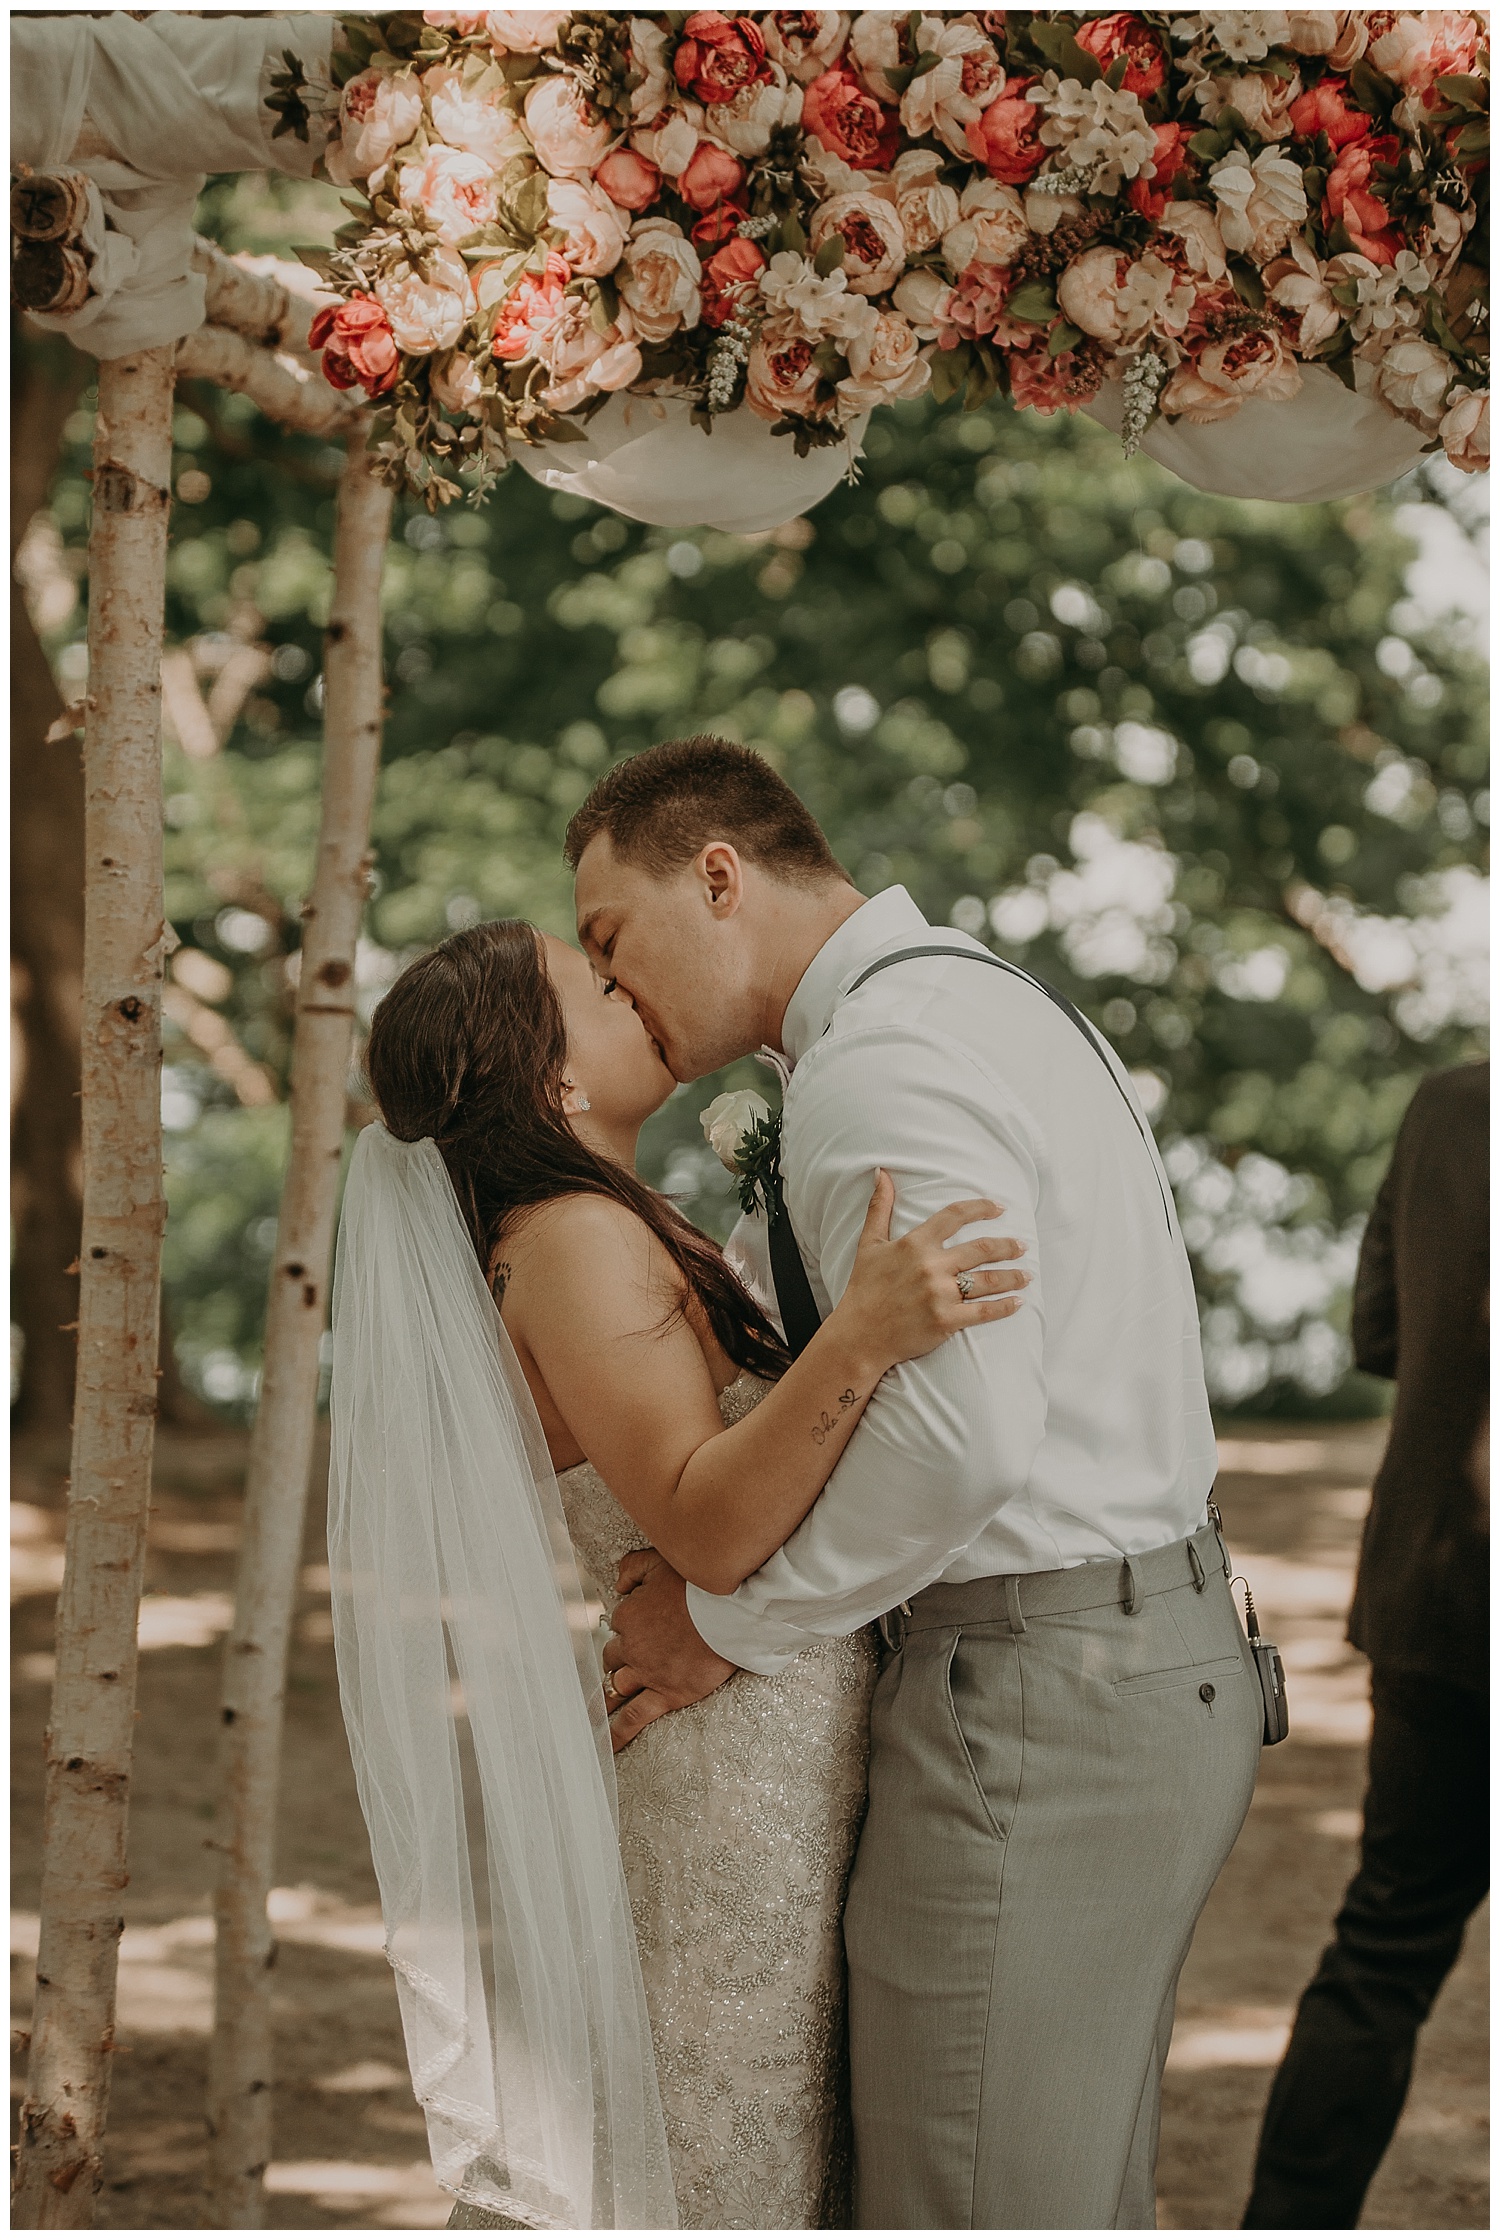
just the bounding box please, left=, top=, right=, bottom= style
left=1243, top=1060, right=1489, bottom=2229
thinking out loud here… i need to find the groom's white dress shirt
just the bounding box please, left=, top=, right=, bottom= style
left=688, top=885, right=1219, bottom=1677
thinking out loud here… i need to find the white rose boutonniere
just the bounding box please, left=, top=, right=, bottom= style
left=699, top=1090, right=782, bottom=1218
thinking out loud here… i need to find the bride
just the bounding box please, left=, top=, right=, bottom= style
left=330, top=915, right=1027, bottom=2231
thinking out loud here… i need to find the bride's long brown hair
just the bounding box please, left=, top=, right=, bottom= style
left=364, top=918, right=790, bottom=1381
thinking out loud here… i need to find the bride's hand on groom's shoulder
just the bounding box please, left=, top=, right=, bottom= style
left=604, top=1549, right=736, bottom=1753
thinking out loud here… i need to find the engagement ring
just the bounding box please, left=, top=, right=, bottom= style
left=956, top=1272, right=974, bottom=1300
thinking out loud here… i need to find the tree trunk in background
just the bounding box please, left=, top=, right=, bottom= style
left=207, top=426, right=392, bottom=2228
left=11, top=330, right=89, bottom=1434
left=13, top=346, right=176, bottom=2228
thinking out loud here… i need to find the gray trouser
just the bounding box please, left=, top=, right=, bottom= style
left=844, top=1524, right=1261, bottom=2230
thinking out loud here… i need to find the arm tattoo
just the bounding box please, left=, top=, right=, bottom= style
left=810, top=1390, right=860, bottom=1446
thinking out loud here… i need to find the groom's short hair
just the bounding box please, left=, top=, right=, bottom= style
left=565, top=735, right=845, bottom=885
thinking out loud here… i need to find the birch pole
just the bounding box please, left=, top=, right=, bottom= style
left=12, top=346, right=176, bottom=2229
left=207, top=424, right=394, bottom=2227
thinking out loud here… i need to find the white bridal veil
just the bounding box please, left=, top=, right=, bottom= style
left=328, top=1125, right=676, bottom=2229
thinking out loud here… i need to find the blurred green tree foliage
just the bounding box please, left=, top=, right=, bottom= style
left=18, top=176, right=1487, bottom=1419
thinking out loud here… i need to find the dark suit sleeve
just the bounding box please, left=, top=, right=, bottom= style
left=1352, top=1154, right=1399, bottom=1379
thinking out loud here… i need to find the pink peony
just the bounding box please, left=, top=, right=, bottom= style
left=678, top=141, right=748, bottom=212
left=1376, top=335, right=1455, bottom=431
left=941, top=175, right=1029, bottom=272
left=1162, top=328, right=1304, bottom=422
left=1369, top=11, right=1479, bottom=93
left=486, top=10, right=567, bottom=52
left=1288, top=77, right=1371, bottom=148
left=523, top=73, right=614, bottom=178
left=672, top=12, right=773, bottom=105
left=594, top=146, right=663, bottom=211
left=546, top=178, right=630, bottom=276
left=745, top=326, right=827, bottom=420
left=488, top=249, right=571, bottom=363
left=330, top=69, right=422, bottom=183
left=618, top=217, right=702, bottom=342
left=1323, top=138, right=1403, bottom=265
left=700, top=236, right=767, bottom=327
left=309, top=294, right=400, bottom=396
left=893, top=266, right=954, bottom=337
left=809, top=189, right=907, bottom=297
left=399, top=145, right=499, bottom=246
left=762, top=10, right=851, bottom=83
left=1074, top=13, right=1168, bottom=97
left=423, top=10, right=487, bottom=28
left=966, top=86, right=1048, bottom=187
left=898, top=21, right=1004, bottom=159
left=802, top=66, right=900, bottom=170
left=426, top=65, right=531, bottom=166
left=534, top=297, right=642, bottom=411
left=893, top=150, right=963, bottom=255
left=376, top=251, right=474, bottom=356
left=1057, top=246, right=1186, bottom=348
left=838, top=308, right=930, bottom=411
left=1438, top=385, right=1488, bottom=472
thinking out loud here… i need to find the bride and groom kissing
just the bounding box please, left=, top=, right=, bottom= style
left=329, top=734, right=1262, bottom=2232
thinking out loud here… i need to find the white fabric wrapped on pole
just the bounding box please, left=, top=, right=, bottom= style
left=517, top=393, right=871, bottom=535
left=1086, top=361, right=1431, bottom=504
left=328, top=1128, right=676, bottom=2230
left=10, top=11, right=333, bottom=358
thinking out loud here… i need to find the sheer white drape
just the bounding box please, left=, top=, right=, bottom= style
left=517, top=392, right=871, bottom=533
left=329, top=1126, right=675, bottom=2229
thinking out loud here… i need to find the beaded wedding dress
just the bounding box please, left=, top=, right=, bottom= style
left=451, top=1371, right=878, bottom=2232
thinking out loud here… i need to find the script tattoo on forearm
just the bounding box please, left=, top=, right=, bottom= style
left=811, top=1390, right=860, bottom=1446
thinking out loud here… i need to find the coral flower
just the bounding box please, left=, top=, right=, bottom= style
left=1074, top=13, right=1168, bottom=97
left=965, top=85, right=1047, bottom=187
left=309, top=294, right=400, bottom=396
left=802, top=66, right=900, bottom=170
left=673, top=13, right=773, bottom=105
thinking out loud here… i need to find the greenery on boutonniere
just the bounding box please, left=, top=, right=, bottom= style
left=732, top=1110, right=784, bottom=1224
left=700, top=1089, right=784, bottom=1222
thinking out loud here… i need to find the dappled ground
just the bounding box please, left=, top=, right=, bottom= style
left=12, top=1421, right=1487, bottom=2230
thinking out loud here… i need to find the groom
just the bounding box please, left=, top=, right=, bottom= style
left=568, top=735, right=1261, bottom=2230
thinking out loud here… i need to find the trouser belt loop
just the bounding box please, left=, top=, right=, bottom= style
left=1188, top=1540, right=1207, bottom=1593
left=1003, top=1574, right=1027, bottom=1635
left=1121, top=1556, right=1141, bottom=1616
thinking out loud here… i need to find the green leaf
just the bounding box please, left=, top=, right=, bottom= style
left=1452, top=118, right=1489, bottom=158
left=1348, top=57, right=1398, bottom=116
left=1028, top=20, right=1102, bottom=85
left=1423, top=290, right=1466, bottom=358
left=1435, top=74, right=1488, bottom=110
left=778, top=210, right=809, bottom=257
left=928, top=342, right=972, bottom=406
left=1005, top=281, right=1058, bottom=324
left=1188, top=128, right=1234, bottom=163
left=1104, top=55, right=1129, bottom=92
left=1228, top=261, right=1265, bottom=311
left=293, top=245, right=337, bottom=279
left=1048, top=321, right=1084, bottom=358
left=813, top=234, right=846, bottom=278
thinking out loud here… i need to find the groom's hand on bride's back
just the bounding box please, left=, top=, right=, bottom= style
left=604, top=1549, right=736, bottom=1751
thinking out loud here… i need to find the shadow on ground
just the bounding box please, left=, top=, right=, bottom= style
left=11, top=1420, right=1488, bottom=2229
